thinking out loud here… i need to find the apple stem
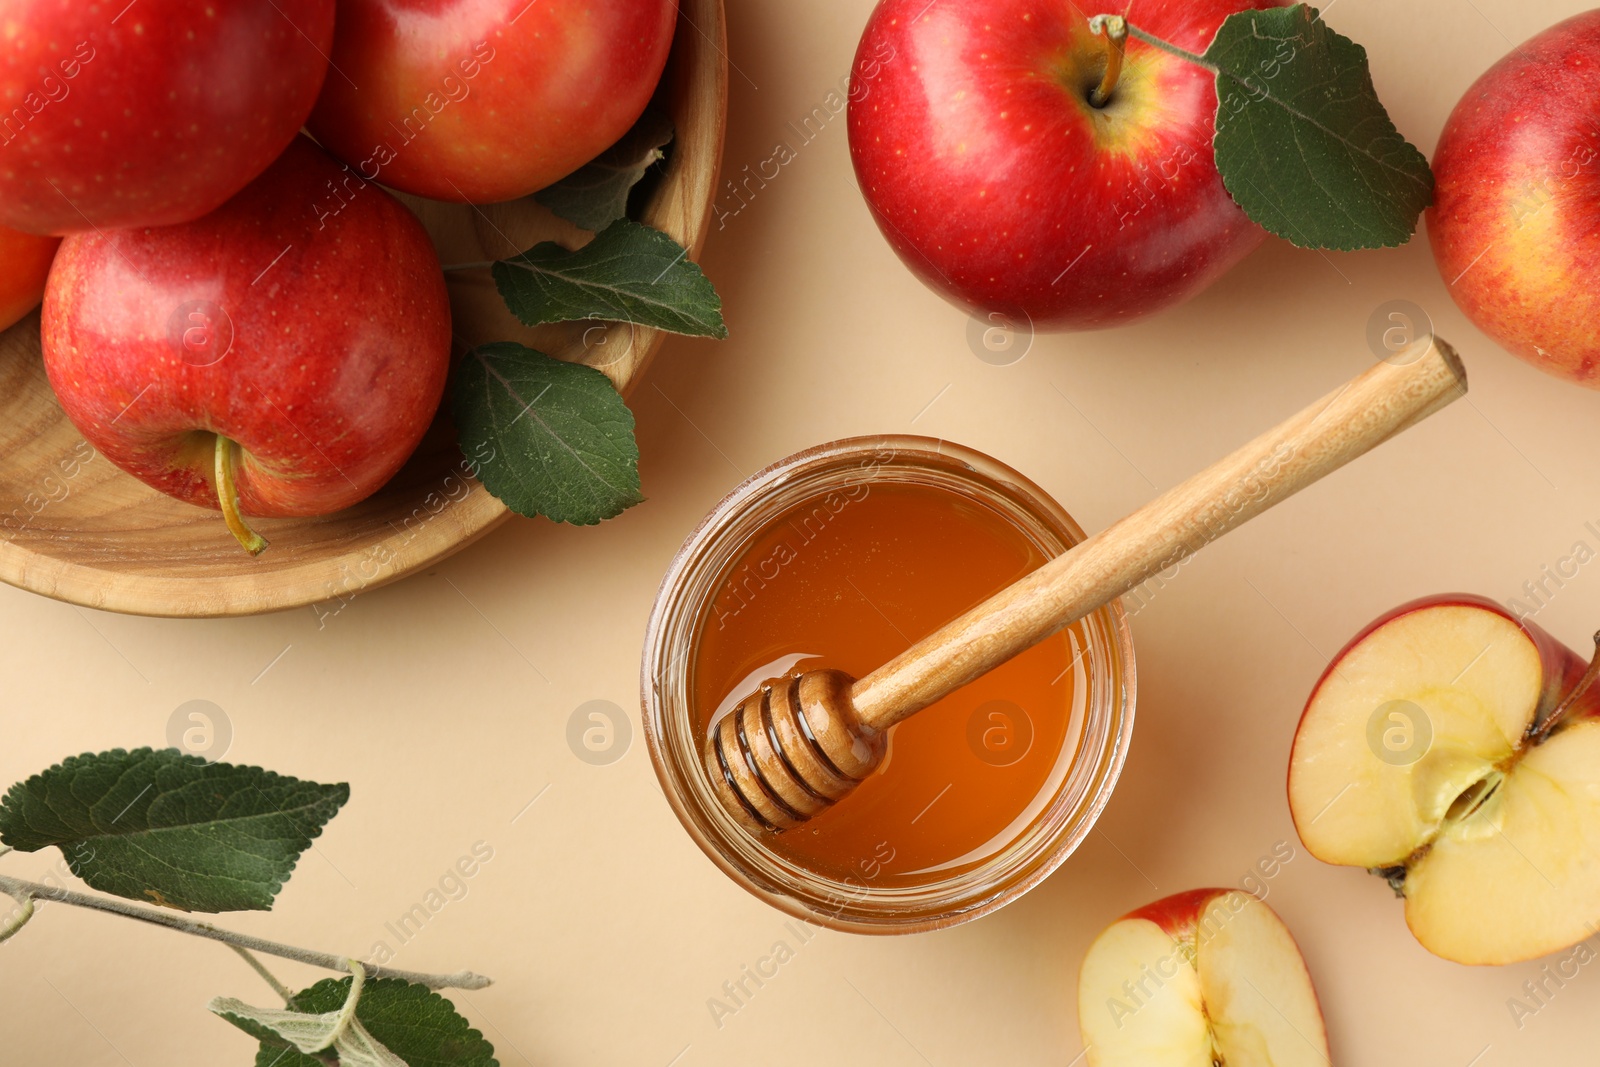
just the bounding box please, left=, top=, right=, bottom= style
left=1091, top=14, right=1212, bottom=72
left=1530, top=632, right=1600, bottom=744
left=214, top=434, right=268, bottom=556
left=1089, top=15, right=1128, bottom=106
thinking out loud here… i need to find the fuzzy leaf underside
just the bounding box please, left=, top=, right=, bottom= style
left=218, top=997, right=407, bottom=1067
left=212, top=998, right=350, bottom=1056
left=248, top=978, right=498, bottom=1067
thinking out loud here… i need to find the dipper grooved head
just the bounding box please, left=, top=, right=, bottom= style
left=704, top=670, right=886, bottom=832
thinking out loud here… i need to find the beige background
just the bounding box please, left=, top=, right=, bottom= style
left=3, top=0, right=1598, bottom=1062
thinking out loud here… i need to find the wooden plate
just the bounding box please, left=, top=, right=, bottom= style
left=0, top=0, right=728, bottom=619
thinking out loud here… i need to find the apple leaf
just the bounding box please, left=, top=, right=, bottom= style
left=1110, top=4, right=1432, bottom=249
left=0, top=748, right=347, bottom=913
left=534, top=108, right=675, bottom=232
left=1201, top=4, right=1433, bottom=248
left=492, top=218, right=727, bottom=338
left=453, top=343, right=643, bottom=525
left=237, top=977, right=497, bottom=1067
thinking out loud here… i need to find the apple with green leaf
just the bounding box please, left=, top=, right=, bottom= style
left=848, top=0, right=1434, bottom=330
left=1429, top=10, right=1600, bottom=388
left=1289, top=595, right=1600, bottom=964
left=40, top=136, right=451, bottom=554
left=846, top=0, right=1284, bottom=329
left=1078, top=888, right=1330, bottom=1065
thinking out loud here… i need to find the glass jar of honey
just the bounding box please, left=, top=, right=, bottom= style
left=642, top=436, right=1135, bottom=933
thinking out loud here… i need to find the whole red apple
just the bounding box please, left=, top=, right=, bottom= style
left=0, top=0, right=334, bottom=235
left=1429, top=10, right=1600, bottom=387
left=41, top=136, right=451, bottom=554
left=1289, top=594, right=1600, bottom=964
left=0, top=225, right=60, bottom=332
left=847, top=0, right=1280, bottom=330
left=306, top=0, right=678, bottom=203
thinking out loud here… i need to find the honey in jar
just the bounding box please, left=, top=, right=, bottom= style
left=694, top=471, right=1089, bottom=885
left=644, top=437, right=1134, bottom=931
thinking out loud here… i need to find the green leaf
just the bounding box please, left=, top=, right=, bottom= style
left=492, top=218, right=727, bottom=338
left=1198, top=3, right=1433, bottom=249
left=247, top=978, right=498, bottom=1067
left=534, top=108, right=674, bottom=231
left=215, top=964, right=412, bottom=1067
left=453, top=343, right=642, bottom=525
left=0, top=748, right=347, bottom=912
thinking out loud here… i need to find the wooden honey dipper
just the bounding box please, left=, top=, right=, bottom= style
left=706, top=339, right=1469, bottom=833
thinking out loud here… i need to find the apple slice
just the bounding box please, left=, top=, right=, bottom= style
left=1288, top=595, right=1600, bottom=964
left=1078, top=889, right=1330, bottom=1066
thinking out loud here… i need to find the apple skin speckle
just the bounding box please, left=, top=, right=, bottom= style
left=0, top=0, right=335, bottom=235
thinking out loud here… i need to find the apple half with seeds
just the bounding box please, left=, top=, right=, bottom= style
left=1289, top=595, right=1600, bottom=965
left=1078, top=888, right=1330, bottom=1065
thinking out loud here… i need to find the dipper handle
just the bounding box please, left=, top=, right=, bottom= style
left=852, top=339, right=1467, bottom=730
left=705, top=339, right=1467, bottom=833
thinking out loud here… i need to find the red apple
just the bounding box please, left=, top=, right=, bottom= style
left=41, top=136, right=451, bottom=554
left=0, top=0, right=334, bottom=235
left=0, top=225, right=59, bottom=332
left=306, top=0, right=679, bottom=203
left=1078, top=888, right=1330, bottom=1065
left=1429, top=10, right=1600, bottom=387
left=846, top=0, right=1278, bottom=331
left=1288, top=595, right=1600, bottom=964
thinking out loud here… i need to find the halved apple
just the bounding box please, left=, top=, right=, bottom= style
left=1288, top=595, right=1600, bottom=964
left=1077, top=888, right=1331, bottom=1066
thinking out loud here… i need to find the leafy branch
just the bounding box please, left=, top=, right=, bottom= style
left=0, top=872, right=489, bottom=990
left=0, top=748, right=495, bottom=1066
left=227, top=968, right=498, bottom=1067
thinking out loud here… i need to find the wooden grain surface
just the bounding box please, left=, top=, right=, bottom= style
left=0, top=0, right=728, bottom=618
